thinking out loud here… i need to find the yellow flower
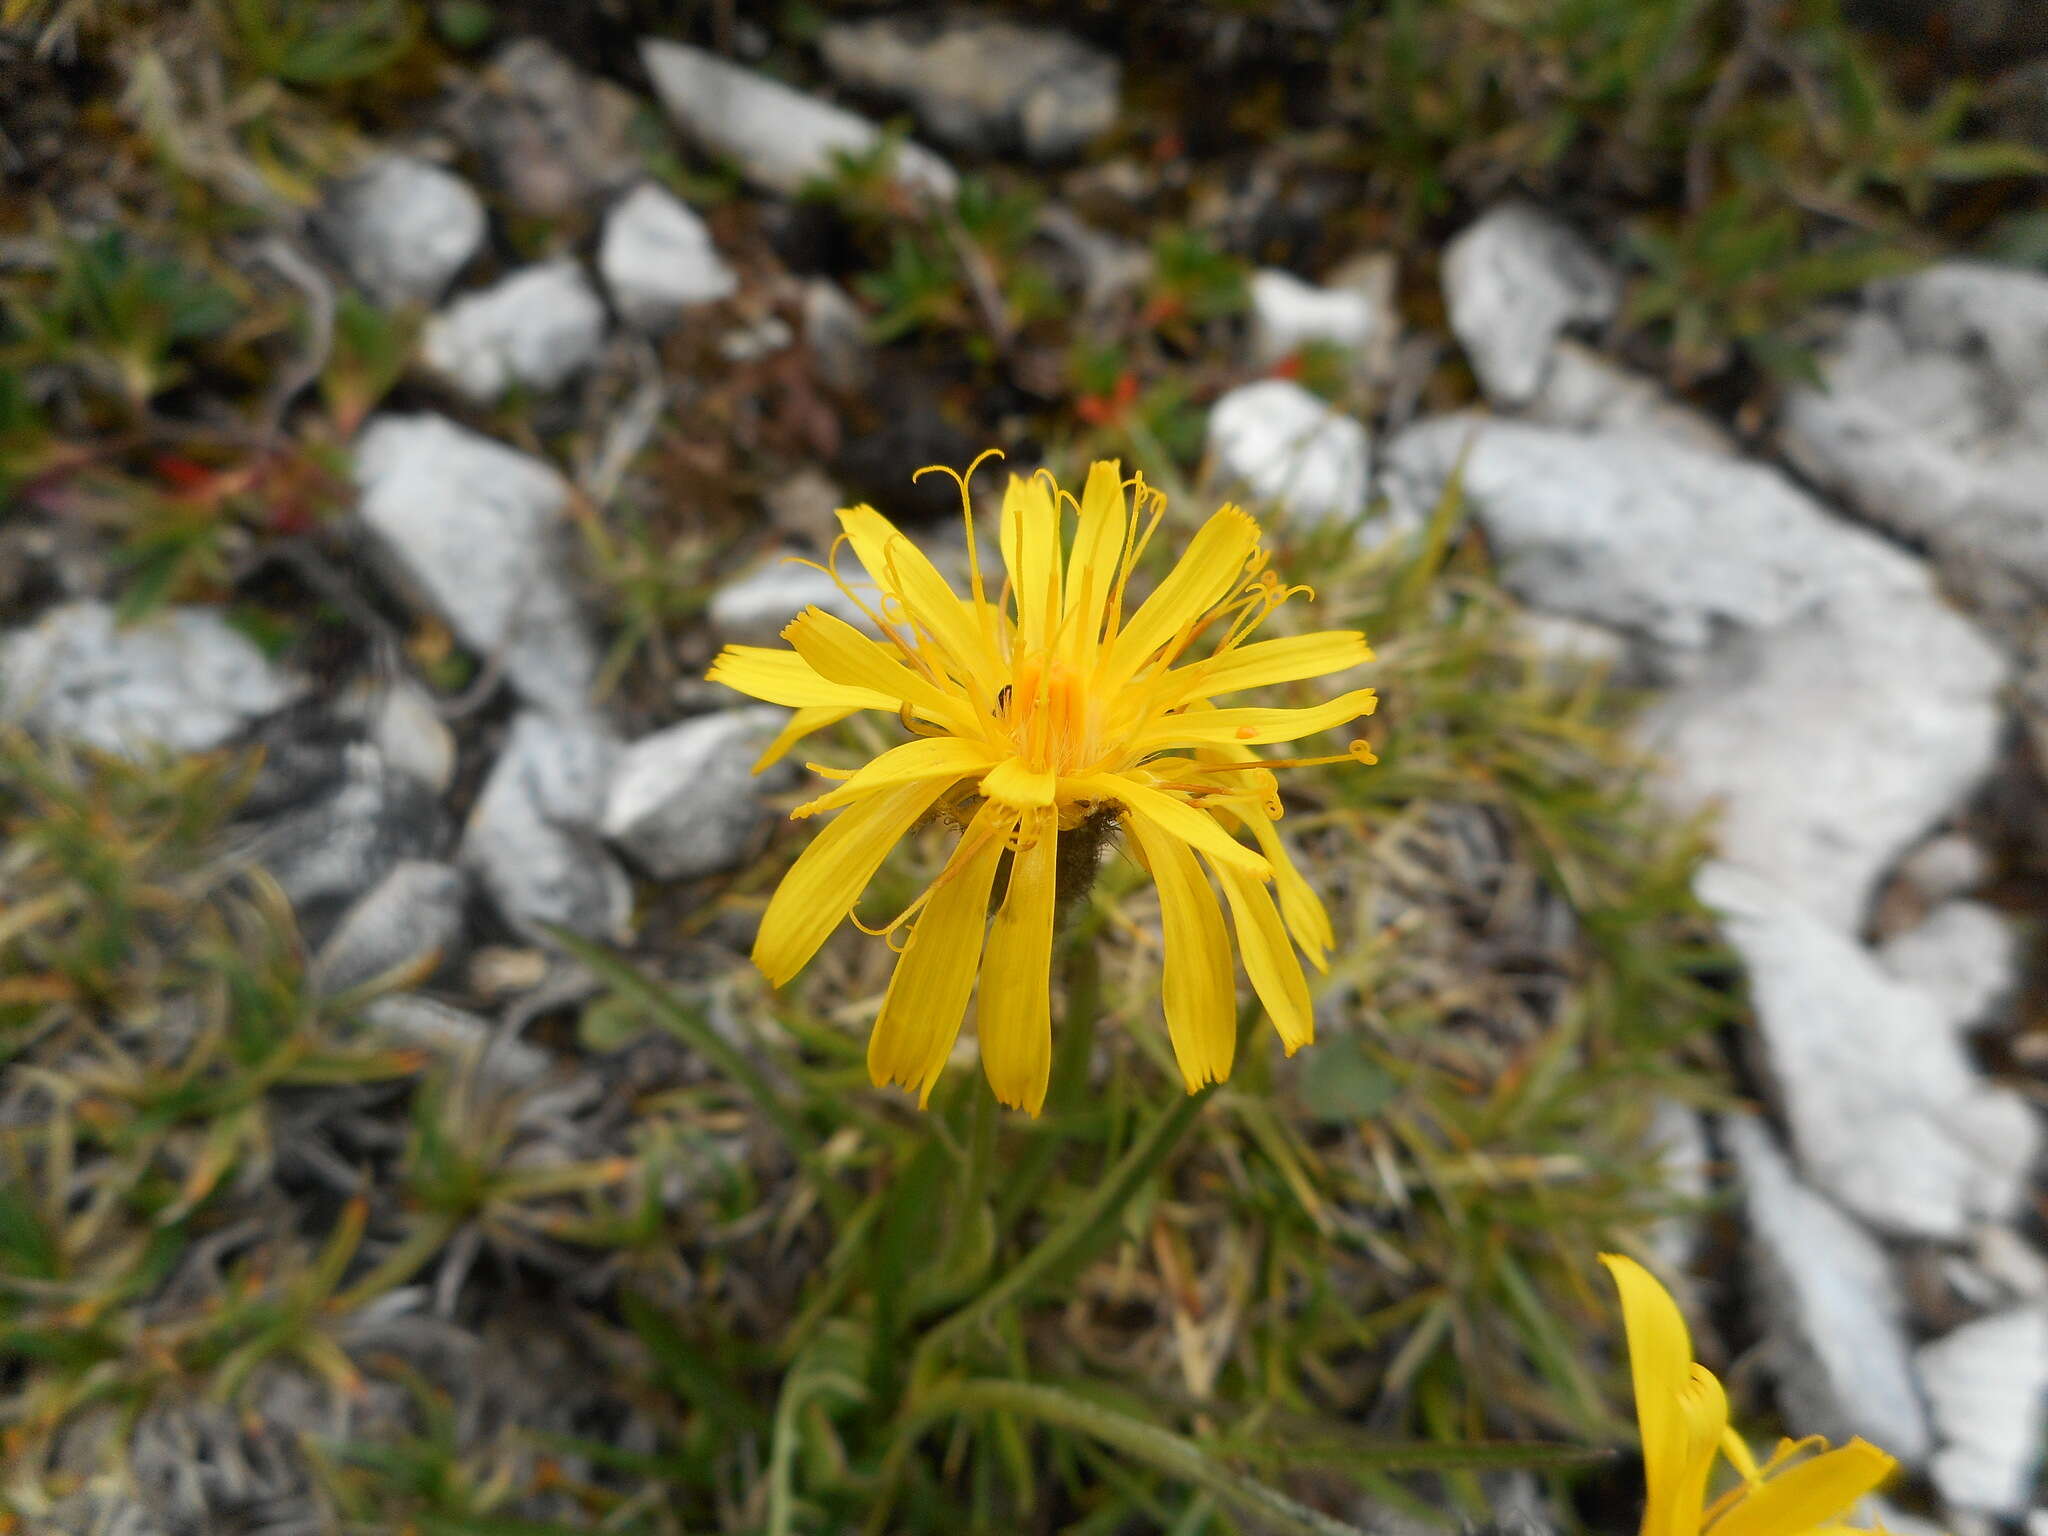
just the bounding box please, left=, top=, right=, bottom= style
left=708, top=455, right=1377, bottom=1114
left=1601, top=1253, right=1898, bottom=1536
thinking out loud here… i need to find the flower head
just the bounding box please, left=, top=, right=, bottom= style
left=708, top=454, right=1377, bottom=1113
left=1601, top=1253, right=1897, bottom=1536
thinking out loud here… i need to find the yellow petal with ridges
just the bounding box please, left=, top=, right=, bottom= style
left=753, top=776, right=956, bottom=987
left=1065, top=772, right=1270, bottom=878
left=784, top=608, right=972, bottom=729
left=982, top=756, right=1056, bottom=809
left=868, top=805, right=1007, bottom=1105
left=838, top=505, right=1000, bottom=681
left=754, top=705, right=856, bottom=771
left=977, top=809, right=1057, bottom=1114
left=1062, top=459, right=1126, bottom=660
left=793, top=736, right=993, bottom=819
left=1106, top=504, right=1260, bottom=679
left=707, top=645, right=899, bottom=712
left=1212, top=858, right=1314, bottom=1052
left=1243, top=812, right=1333, bottom=969
left=1171, top=630, right=1373, bottom=703
left=1000, top=472, right=1062, bottom=652
left=1131, top=815, right=1236, bottom=1092
left=1130, top=688, right=1379, bottom=753
left=1603, top=1254, right=1708, bottom=1536
left=1708, top=1442, right=1895, bottom=1536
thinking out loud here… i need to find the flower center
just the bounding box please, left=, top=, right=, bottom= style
left=1002, top=654, right=1099, bottom=775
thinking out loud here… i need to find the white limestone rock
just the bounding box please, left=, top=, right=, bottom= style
left=1525, top=340, right=1734, bottom=456
left=361, top=679, right=456, bottom=794
left=639, top=38, right=956, bottom=201
left=818, top=14, right=1118, bottom=161
left=1896, top=833, right=1994, bottom=908
left=1725, top=1113, right=1933, bottom=1462
left=359, top=994, right=549, bottom=1087
left=1781, top=262, right=2048, bottom=590
left=1879, top=900, right=2019, bottom=1034
left=1917, top=1307, right=2048, bottom=1516
left=802, top=280, right=872, bottom=393
left=1379, top=416, right=1928, bottom=657
left=1441, top=201, right=1620, bottom=405
left=461, top=711, right=632, bottom=942
left=451, top=37, right=641, bottom=217
left=708, top=558, right=876, bottom=645
left=421, top=261, right=607, bottom=402
left=1646, top=1097, right=1712, bottom=1269
left=0, top=601, right=297, bottom=756
left=1641, top=591, right=2005, bottom=933
left=353, top=415, right=598, bottom=716
left=313, top=860, right=469, bottom=996
left=1205, top=379, right=1370, bottom=526
left=1247, top=265, right=1396, bottom=373
left=600, top=183, right=737, bottom=331
left=323, top=155, right=486, bottom=307
left=601, top=707, right=790, bottom=881
left=1702, top=861, right=2038, bottom=1240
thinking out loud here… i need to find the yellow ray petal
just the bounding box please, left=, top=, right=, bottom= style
left=793, top=736, right=994, bottom=819
left=977, top=809, right=1057, bottom=1115
left=784, top=608, right=973, bottom=730
left=1130, top=688, right=1379, bottom=753
left=1106, top=504, right=1261, bottom=680
left=1169, top=630, right=1373, bottom=704
left=753, top=776, right=957, bottom=987
left=838, top=505, right=1000, bottom=681
left=1001, top=472, right=1062, bottom=653
left=1062, top=459, right=1127, bottom=661
left=1602, top=1254, right=1708, bottom=1536
left=1131, top=815, right=1237, bottom=1091
left=1065, top=772, right=1270, bottom=878
left=869, top=805, right=1007, bottom=1106
left=1707, top=1443, right=1896, bottom=1536
left=707, top=644, right=898, bottom=712
left=1212, top=858, right=1314, bottom=1052
left=1663, top=1365, right=1731, bottom=1536
left=982, top=756, right=1056, bottom=809
left=754, top=705, right=857, bottom=771
left=1244, top=812, right=1334, bottom=970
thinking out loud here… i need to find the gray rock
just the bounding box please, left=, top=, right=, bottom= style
left=708, top=558, right=876, bottom=644
left=420, top=261, right=608, bottom=402
left=1896, top=833, right=1994, bottom=908
left=359, top=994, right=549, bottom=1087
left=1379, top=417, right=1928, bottom=658
left=802, top=279, right=872, bottom=393
left=1441, top=202, right=1620, bottom=405
left=1248, top=262, right=1397, bottom=376
left=253, top=741, right=446, bottom=936
left=1205, top=379, right=1371, bottom=526
left=1646, top=1097, right=1711, bottom=1269
left=1725, top=1112, right=1933, bottom=1462
left=601, top=707, right=788, bottom=880
left=0, top=601, right=298, bottom=756
left=1879, top=900, right=2019, bottom=1034
left=1525, top=341, right=1734, bottom=456
left=600, top=183, right=737, bottom=331
left=450, top=38, right=641, bottom=217
left=1917, top=1308, right=2048, bottom=1516
left=462, top=710, right=631, bottom=942
left=353, top=415, right=598, bottom=716
left=1702, top=861, right=2038, bottom=1239
left=314, top=860, right=468, bottom=996
left=819, top=14, right=1119, bottom=162
left=1780, top=262, right=2048, bottom=590
left=1508, top=609, right=1632, bottom=673
left=323, top=155, right=486, bottom=307
left=639, top=38, right=956, bottom=201
left=1642, top=592, right=2005, bottom=933
left=361, top=679, right=456, bottom=793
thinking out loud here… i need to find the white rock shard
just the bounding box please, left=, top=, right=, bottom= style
left=600, top=183, right=738, bottom=331
left=1879, top=900, right=2019, bottom=1034
left=1379, top=417, right=1927, bottom=656
left=314, top=860, right=469, bottom=996
left=1917, top=1307, right=2048, bottom=1516
left=639, top=38, right=956, bottom=201
left=707, top=558, right=877, bottom=645
left=462, top=711, right=632, bottom=942
left=1702, top=862, right=2037, bottom=1239
left=1205, top=379, right=1370, bottom=526
left=602, top=708, right=790, bottom=881
left=1725, top=1113, right=1932, bottom=1462
left=1248, top=266, right=1394, bottom=371
left=1642, top=591, right=2005, bottom=933
left=421, top=261, right=607, bottom=402
left=0, top=601, right=298, bottom=756
left=1441, top=201, right=1620, bottom=405
left=324, top=155, right=487, bottom=307
left=352, top=415, right=598, bottom=716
